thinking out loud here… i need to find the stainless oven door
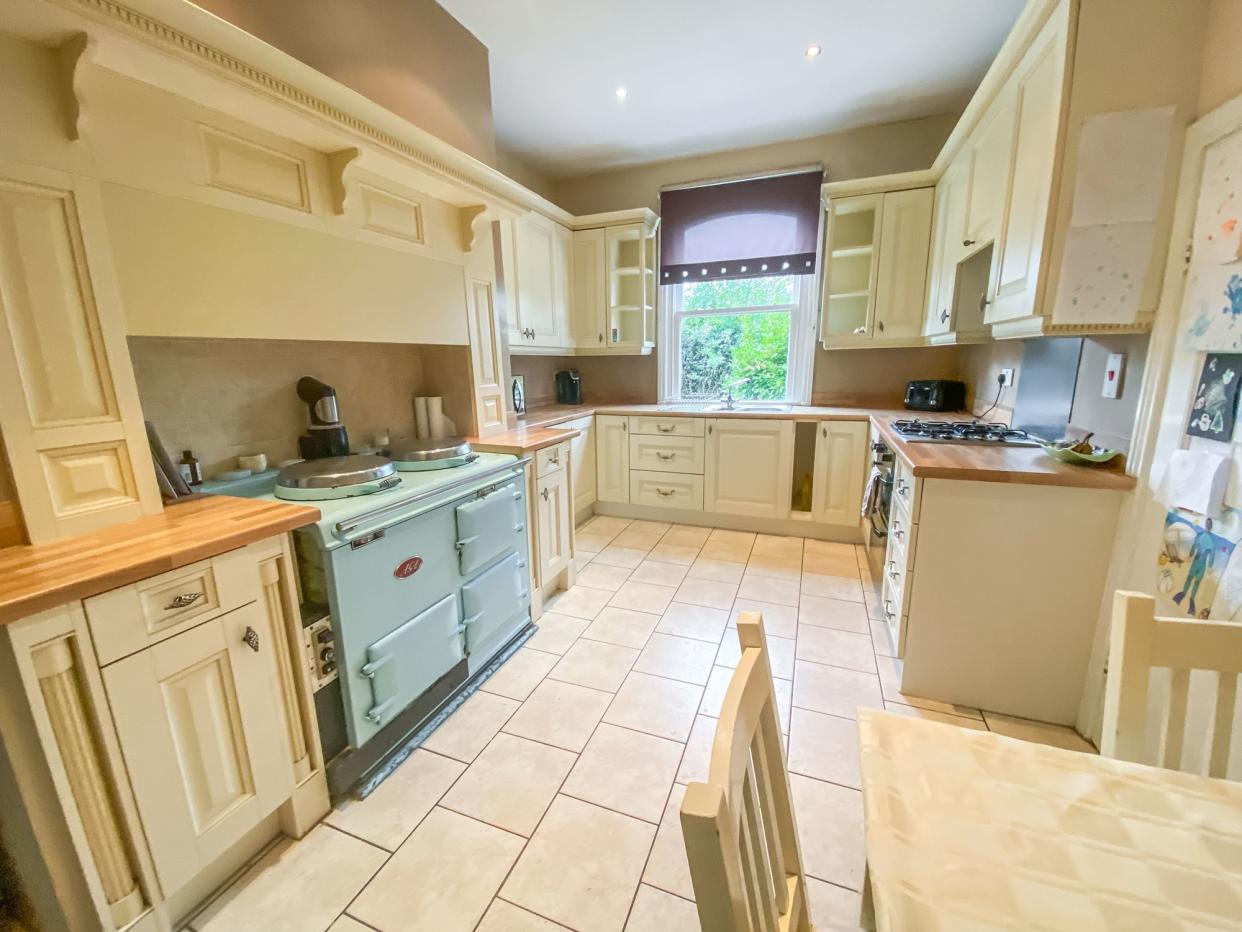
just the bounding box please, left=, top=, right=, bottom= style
left=864, top=468, right=893, bottom=583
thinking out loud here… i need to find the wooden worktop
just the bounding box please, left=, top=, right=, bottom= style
left=468, top=423, right=582, bottom=455
left=0, top=496, right=320, bottom=626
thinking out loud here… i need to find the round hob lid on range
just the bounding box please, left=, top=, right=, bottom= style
left=274, top=454, right=400, bottom=501
left=389, top=437, right=477, bottom=471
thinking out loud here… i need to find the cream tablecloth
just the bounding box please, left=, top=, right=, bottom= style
left=857, top=709, right=1242, bottom=930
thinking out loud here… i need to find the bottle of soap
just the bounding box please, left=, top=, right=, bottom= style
left=180, top=450, right=203, bottom=486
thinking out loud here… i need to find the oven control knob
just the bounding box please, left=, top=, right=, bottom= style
left=319, top=647, right=336, bottom=664
left=315, top=629, right=333, bottom=644
left=321, top=661, right=337, bottom=675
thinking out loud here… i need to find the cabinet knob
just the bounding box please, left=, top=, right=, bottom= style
left=540, top=487, right=549, bottom=501
left=939, top=309, right=949, bottom=324
left=877, top=320, right=885, bottom=333
left=598, top=333, right=603, bottom=343
left=242, top=626, right=260, bottom=652
left=963, top=239, right=976, bottom=248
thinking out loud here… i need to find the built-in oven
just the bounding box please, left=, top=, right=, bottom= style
left=863, top=440, right=894, bottom=583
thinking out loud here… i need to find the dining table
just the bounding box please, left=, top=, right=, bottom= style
left=856, top=708, right=1242, bottom=930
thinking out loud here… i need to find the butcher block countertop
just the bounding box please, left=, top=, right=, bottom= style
left=0, top=495, right=320, bottom=626
left=468, top=422, right=582, bottom=455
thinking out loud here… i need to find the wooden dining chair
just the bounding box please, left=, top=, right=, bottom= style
left=680, top=612, right=812, bottom=932
left=1102, top=590, right=1242, bottom=777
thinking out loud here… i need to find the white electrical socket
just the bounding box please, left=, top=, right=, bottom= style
left=1102, top=353, right=1124, bottom=399
left=999, top=368, right=1015, bottom=387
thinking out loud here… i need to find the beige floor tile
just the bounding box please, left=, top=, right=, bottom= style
left=549, top=638, right=640, bottom=693
left=525, top=612, right=591, bottom=656
left=657, top=601, right=730, bottom=643
left=593, top=545, right=651, bottom=570
left=476, top=899, right=566, bottom=931
left=698, top=665, right=733, bottom=718
left=561, top=723, right=682, bottom=823
left=662, top=525, right=712, bottom=548
left=790, top=775, right=865, bottom=890
left=708, top=528, right=756, bottom=544
left=787, top=707, right=861, bottom=789
left=581, top=515, right=631, bottom=537
left=801, top=573, right=864, bottom=602
left=422, top=690, right=521, bottom=763
left=577, top=532, right=617, bottom=552
left=610, top=580, right=677, bottom=614
left=613, top=528, right=664, bottom=550
left=792, top=660, right=883, bottom=720
left=775, top=675, right=793, bottom=733
left=752, top=533, right=804, bottom=559
left=673, top=576, right=738, bottom=610
left=628, top=559, right=690, bottom=587
left=575, top=562, right=634, bottom=593
left=686, top=556, right=747, bottom=584
left=806, top=877, right=865, bottom=931
left=714, top=632, right=795, bottom=680
left=634, top=632, right=718, bottom=685
left=604, top=671, right=702, bottom=742
left=698, top=539, right=754, bottom=562
left=675, top=714, right=718, bottom=785
left=646, top=542, right=702, bottom=566
left=503, top=679, right=613, bottom=752
left=803, top=552, right=861, bottom=578
left=480, top=647, right=559, bottom=701
left=327, top=916, right=370, bottom=932
left=883, top=701, right=988, bottom=730
left=868, top=616, right=897, bottom=657
left=800, top=595, right=870, bottom=633
left=982, top=711, right=1096, bottom=752
left=351, top=808, right=524, bottom=932
left=745, top=555, right=803, bottom=581
left=574, top=550, right=597, bottom=571
left=626, top=884, right=700, bottom=931
left=581, top=606, right=661, bottom=649
left=627, top=520, right=673, bottom=534
left=730, top=598, right=798, bottom=638
left=804, top=539, right=856, bottom=559
left=325, top=748, right=464, bottom=850
left=441, top=733, right=576, bottom=836
left=191, top=825, right=386, bottom=932
left=796, top=625, right=877, bottom=674
left=642, top=784, right=693, bottom=900
left=502, top=795, right=656, bottom=932
left=875, top=655, right=983, bottom=719
left=545, top=584, right=614, bottom=619
left=738, top=573, right=800, bottom=606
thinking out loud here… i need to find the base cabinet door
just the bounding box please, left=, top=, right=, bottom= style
left=536, top=468, right=571, bottom=583
left=703, top=419, right=793, bottom=519
left=811, top=421, right=868, bottom=526
left=103, top=601, right=293, bottom=896
left=595, top=415, right=629, bottom=503
left=567, top=416, right=597, bottom=516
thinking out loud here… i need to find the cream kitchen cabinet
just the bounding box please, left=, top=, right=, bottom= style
left=871, top=188, right=935, bottom=343
left=962, top=84, right=1017, bottom=254
left=595, top=415, right=629, bottom=504
left=564, top=415, right=597, bottom=521
left=508, top=212, right=572, bottom=351
left=811, top=420, right=868, bottom=526
left=704, top=419, right=794, bottom=519
left=924, top=155, right=970, bottom=338
left=571, top=227, right=607, bottom=349
left=534, top=445, right=572, bottom=595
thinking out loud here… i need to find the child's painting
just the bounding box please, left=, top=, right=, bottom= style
left=1186, top=353, right=1242, bottom=440
left=1156, top=507, right=1242, bottom=618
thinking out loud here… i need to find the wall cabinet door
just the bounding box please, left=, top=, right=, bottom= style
left=989, top=12, right=1067, bottom=324
left=811, top=421, right=868, bottom=526
left=595, top=415, right=629, bottom=504
left=103, top=601, right=293, bottom=896
left=704, top=419, right=793, bottom=519
left=572, top=228, right=607, bottom=348
left=924, top=156, right=971, bottom=336
left=537, top=468, right=571, bottom=583
left=873, top=188, right=934, bottom=342
left=512, top=213, right=560, bottom=343
left=566, top=416, right=596, bottom=516
left=962, top=85, right=1017, bottom=251
left=552, top=222, right=572, bottom=343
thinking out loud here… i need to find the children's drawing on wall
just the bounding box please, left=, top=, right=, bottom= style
left=1186, top=353, right=1242, bottom=440
left=1157, top=507, right=1242, bottom=618
left=1181, top=124, right=1242, bottom=350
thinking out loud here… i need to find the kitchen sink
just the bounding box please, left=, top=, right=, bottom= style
left=703, top=404, right=791, bottom=413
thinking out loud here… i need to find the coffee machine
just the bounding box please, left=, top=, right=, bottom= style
left=554, top=368, right=583, bottom=405
left=296, top=376, right=350, bottom=459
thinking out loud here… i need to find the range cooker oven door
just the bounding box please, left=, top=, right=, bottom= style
left=456, top=481, right=524, bottom=576
left=460, top=552, right=529, bottom=658
left=361, top=594, right=462, bottom=730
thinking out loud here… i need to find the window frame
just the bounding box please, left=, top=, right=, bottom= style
left=658, top=275, right=816, bottom=404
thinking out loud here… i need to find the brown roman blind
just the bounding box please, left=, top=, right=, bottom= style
left=660, top=169, right=823, bottom=284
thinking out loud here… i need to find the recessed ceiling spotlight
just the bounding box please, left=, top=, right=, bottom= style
left=615, top=86, right=629, bottom=101
left=805, top=44, right=822, bottom=59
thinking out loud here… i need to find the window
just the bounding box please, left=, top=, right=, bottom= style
left=659, top=275, right=816, bottom=403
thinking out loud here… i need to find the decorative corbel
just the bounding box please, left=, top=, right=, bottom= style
left=57, top=32, right=96, bottom=142
left=326, top=147, right=362, bottom=215
left=459, top=204, right=490, bottom=252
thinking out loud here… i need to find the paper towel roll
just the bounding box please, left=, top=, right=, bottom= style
left=415, top=396, right=430, bottom=439
left=427, top=396, right=448, bottom=439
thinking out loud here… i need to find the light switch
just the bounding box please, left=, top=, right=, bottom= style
left=1102, top=353, right=1124, bottom=399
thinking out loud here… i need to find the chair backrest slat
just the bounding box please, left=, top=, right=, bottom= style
left=1103, top=591, right=1242, bottom=778
left=681, top=612, right=811, bottom=932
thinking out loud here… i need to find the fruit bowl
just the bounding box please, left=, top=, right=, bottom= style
left=1038, top=439, right=1122, bottom=466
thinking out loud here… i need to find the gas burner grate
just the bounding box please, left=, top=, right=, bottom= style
left=891, top=418, right=1040, bottom=447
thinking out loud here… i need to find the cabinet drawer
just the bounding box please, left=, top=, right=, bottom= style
left=536, top=442, right=568, bottom=478
left=85, top=547, right=260, bottom=666
left=629, top=470, right=704, bottom=510
left=892, top=456, right=920, bottom=523
left=628, top=416, right=703, bottom=437
left=628, top=434, right=705, bottom=474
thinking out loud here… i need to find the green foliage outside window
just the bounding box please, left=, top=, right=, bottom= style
left=678, top=276, right=795, bottom=400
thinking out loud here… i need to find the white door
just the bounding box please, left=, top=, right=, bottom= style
left=704, top=419, right=794, bottom=519
left=537, top=469, right=570, bottom=583
left=811, top=421, right=869, bottom=526
left=595, top=415, right=629, bottom=503
left=963, top=83, right=1018, bottom=250
left=514, top=213, right=560, bottom=343
left=572, top=228, right=607, bottom=348
left=873, top=188, right=934, bottom=341
left=567, top=416, right=597, bottom=517
left=924, top=155, right=971, bottom=336
left=103, top=601, right=293, bottom=896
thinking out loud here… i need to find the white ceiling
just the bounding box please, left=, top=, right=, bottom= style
left=440, top=0, right=1025, bottom=178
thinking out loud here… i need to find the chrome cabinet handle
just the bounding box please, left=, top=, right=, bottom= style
left=656, top=425, right=675, bottom=433
left=877, top=320, right=886, bottom=332
left=541, top=488, right=549, bottom=501
left=165, top=592, right=203, bottom=610
left=548, top=453, right=559, bottom=466
left=655, top=488, right=675, bottom=496
left=939, top=309, right=949, bottom=324
left=896, top=478, right=908, bottom=495
left=598, top=333, right=603, bottom=343
left=621, top=422, right=627, bottom=431
left=655, top=451, right=676, bottom=461
left=963, top=238, right=976, bottom=247
left=242, top=626, right=260, bottom=652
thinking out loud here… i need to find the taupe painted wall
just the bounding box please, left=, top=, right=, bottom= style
left=192, top=0, right=498, bottom=164
left=1198, top=0, right=1242, bottom=114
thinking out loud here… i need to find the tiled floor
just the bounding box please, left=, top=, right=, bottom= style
left=189, top=517, right=1096, bottom=932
